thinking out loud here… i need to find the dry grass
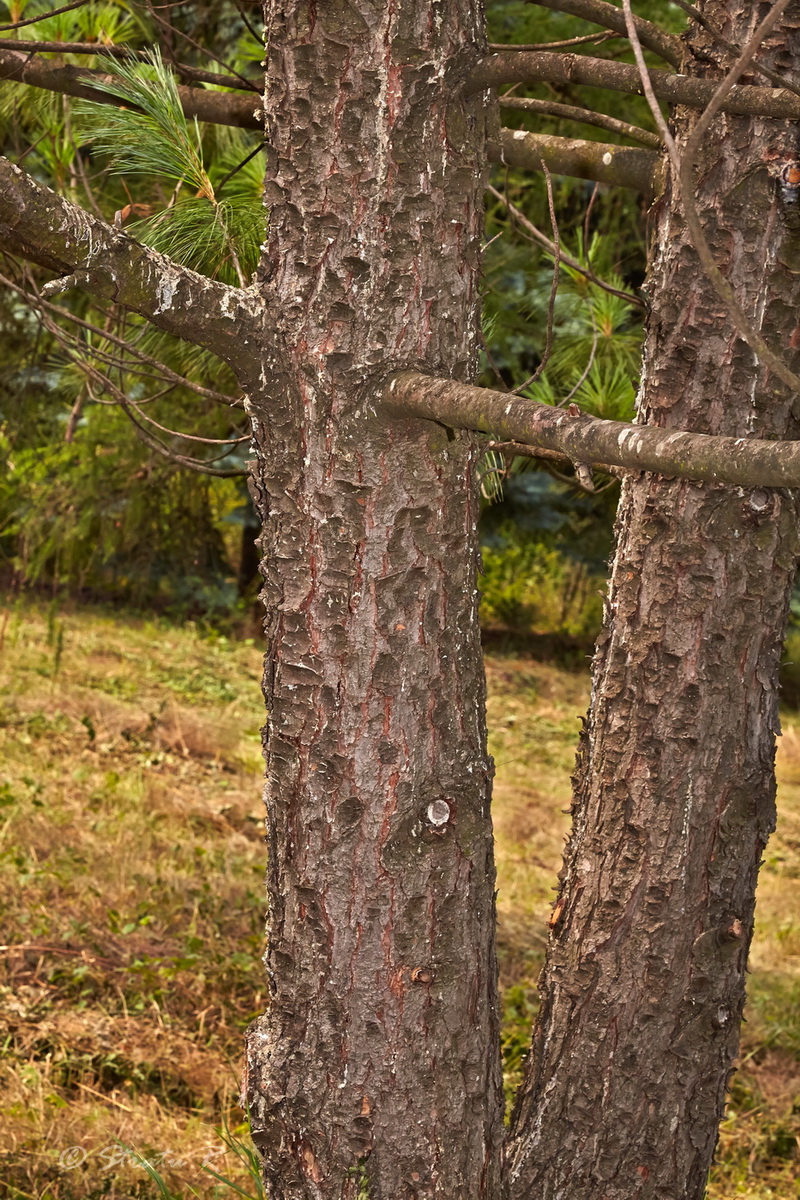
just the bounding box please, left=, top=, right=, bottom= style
left=486, top=652, right=800, bottom=1199
left=0, top=602, right=798, bottom=1198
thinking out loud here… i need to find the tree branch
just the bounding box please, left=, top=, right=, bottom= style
left=0, top=39, right=260, bottom=90
left=526, top=0, right=683, bottom=66
left=499, top=95, right=661, bottom=148
left=623, top=0, right=800, bottom=395
left=0, top=47, right=263, bottom=129
left=0, top=157, right=263, bottom=371
left=0, top=0, right=90, bottom=32
left=490, top=127, right=658, bottom=195
left=382, top=371, right=800, bottom=488
left=466, top=50, right=800, bottom=121
left=486, top=184, right=644, bottom=307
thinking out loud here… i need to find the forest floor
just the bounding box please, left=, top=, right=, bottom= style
left=0, top=602, right=798, bottom=1199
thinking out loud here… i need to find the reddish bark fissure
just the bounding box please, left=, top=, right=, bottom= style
left=244, top=3, right=504, bottom=1198
left=506, top=3, right=800, bottom=1198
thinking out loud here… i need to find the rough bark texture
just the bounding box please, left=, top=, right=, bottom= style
left=0, top=157, right=263, bottom=364
left=242, top=4, right=504, bottom=1198
left=507, top=3, right=800, bottom=1198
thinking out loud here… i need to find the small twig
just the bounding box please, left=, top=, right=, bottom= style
left=487, top=184, right=644, bottom=309
left=1, top=270, right=242, bottom=405
left=523, top=0, right=682, bottom=66
left=559, top=315, right=599, bottom=407
left=488, top=32, right=619, bottom=52
left=499, top=95, right=661, bottom=149
left=484, top=438, right=625, bottom=482
left=0, top=38, right=256, bottom=90
left=620, top=0, right=674, bottom=148
left=233, top=0, right=265, bottom=46
left=623, top=0, right=800, bottom=395
left=124, top=400, right=250, bottom=446
left=512, top=162, right=561, bottom=395
left=145, top=2, right=260, bottom=91
left=214, top=141, right=266, bottom=194
left=0, top=0, right=89, bottom=33
left=582, top=181, right=600, bottom=260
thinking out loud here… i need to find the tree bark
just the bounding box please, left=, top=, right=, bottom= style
left=242, top=3, right=505, bottom=1197
left=466, top=47, right=800, bottom=121
left=506, top=3, right=800, bottom=1197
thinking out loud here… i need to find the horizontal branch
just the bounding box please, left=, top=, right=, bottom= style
left=0, top=38, right=259, bottom=90
left=527, top=0, right=683, bottom=66
left=0, top=47, right=263, bottom=129
left=383, top=371, right=800, bottom=488
left=491, top=127, right=658, bottom=195
left=467, top=50, right=800, bottom=121
left=0, top=156, right=263, bottom=373
left=499, top=95, right=662, bottom=148
left=0, top=0, right=90, bottom=32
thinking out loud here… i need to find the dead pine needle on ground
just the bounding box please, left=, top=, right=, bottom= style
left=0, top=602, right=798, bottom=1198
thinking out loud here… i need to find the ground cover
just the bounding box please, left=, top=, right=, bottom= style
left=0, top=603, right=797, bottom=1198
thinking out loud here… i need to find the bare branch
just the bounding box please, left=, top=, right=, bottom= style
left=486, top=184, right=644, bottom=308
left=489, top=32, right=620, bottom=52
left=0, top=0, right=90, bottom=32
left=511, top=162, right=560, bottom=394
left=499, top=95, right=661, bottom=148
left=525, top=0, right=682, bottom=66
left=0, top=270, right=243, bottom=405
left=620, top=0, right=676, bottom=149
left=491, top=127, right=658, bottom=195
left=144, top=1, right=258, bottom=93
left=0, top=47, right=263, bottom=129
left=0, top=157, right=264, bottom=372
left=623, top=0, right=800, bottom=395
left=0, top=40, right=258, bottom=90
left=466, top=50, right=800, bottom=121
left=382, top=371, right=800, bottom=489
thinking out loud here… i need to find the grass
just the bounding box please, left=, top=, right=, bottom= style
left=0, top=600, right=798, bottom=1197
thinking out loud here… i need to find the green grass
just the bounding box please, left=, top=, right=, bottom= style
left=0, top=600, right=798, bottom=1197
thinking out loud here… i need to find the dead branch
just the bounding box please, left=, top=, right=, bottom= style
left=466, top=49, right=800, bottom=121
left=486, top=184, right=644, bottom=308
left=669, top=0, right=800, bottom=98
left=0, top=0, right=90, bottom=33
left=525, top=0, right=682, bottom=66
left=382, top=371, right=800, bottom=488
left=511, top=162, right=561, bottom=395
left=499, top=96, right=661, bottom=149
left=622, top=0, right=800, bottom=395
left=0, top=40, right=258, bottom=90
left=0, top=157, right=265, bottom=371
left=491, top=127, right=658, bottom=195
left=489, top=32, right=620, bottom=52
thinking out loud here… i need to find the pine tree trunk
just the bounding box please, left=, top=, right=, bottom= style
left=507, top=3, right=800, bottom=1197
left=243, top=3, right=505, bottom=1197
